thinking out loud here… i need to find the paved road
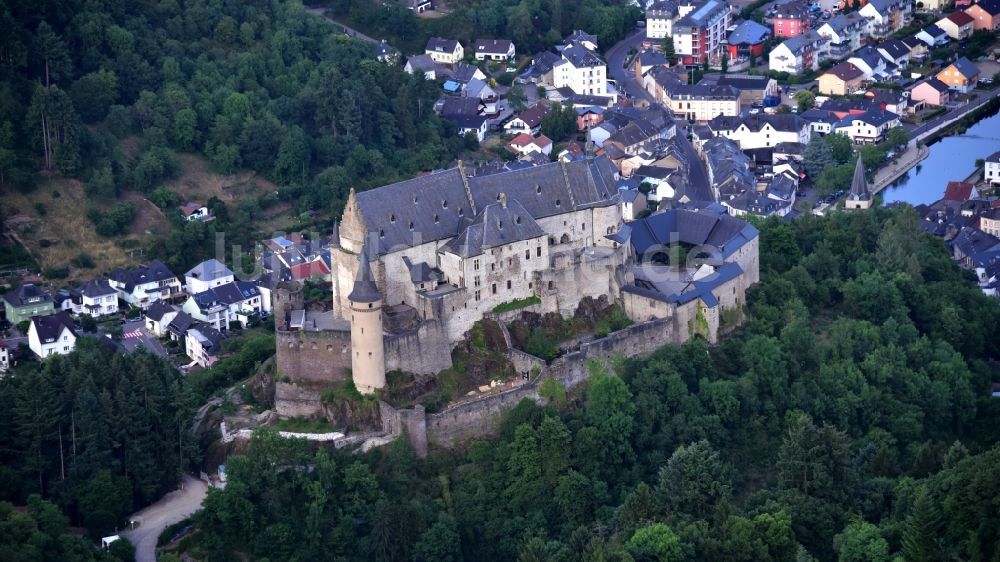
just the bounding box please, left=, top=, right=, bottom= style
left=115, top=319, right=169, bottom=358
left=305, top=6, right=380, bottom=46
left=605, top=29, right=714, bottom=202
left=910, top=87, right=1000, bottom=140
left=122, top=474, right=208, bottom=562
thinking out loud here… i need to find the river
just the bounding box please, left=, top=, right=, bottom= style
left=881, top=106, right=1000, bottom=206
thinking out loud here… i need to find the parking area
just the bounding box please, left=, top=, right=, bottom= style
left=115, top=319, right=170, bottom=358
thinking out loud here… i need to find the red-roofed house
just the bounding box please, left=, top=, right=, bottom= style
left=507, top=133, right=553, bottom=156
left=290, top=259, right=331, bottom=281
left=937, top=11, right=975, bottom=39
left=181, top=202, right=211, bottom=222
left=943, top=180, right=978, bottom=202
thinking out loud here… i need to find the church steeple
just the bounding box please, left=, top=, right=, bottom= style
left=849, top=157, right=870, bottom=201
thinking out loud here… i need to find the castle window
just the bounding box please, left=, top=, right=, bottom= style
left=537, top=246, right=542, bottom=257
left=475, top=290, right=480, bottom=301
left=368, top=352, right=372, bottom=357
left=548, top=280, right=554, bottom=290
left=361, top=328, right=364, bottom=334
left=327, top=345, right=333, bottom=351
left=474, top=276, right=480, bottom=287
left=549, top=237, right=555, bottom=245
left=491, top=263, right=496, bottom=271
left=368, top=303, right=372, bottom=308
left=506, top=280, right=511, bottom=290
left=474, top=259, right=480, bottom=270
left=529, top=282, right=533, bottom=289
left=492, top=283, right=497, bottom=294
left=525, top=250, right=530, bottom=260
left=582, top=223, right=586, bottom=230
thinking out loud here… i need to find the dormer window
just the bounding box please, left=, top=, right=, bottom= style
left=555, top=199, right=561, bottom=206
left=515, top=216, right=521, bottom=225
left=390, top=214, right=396, bottom=223
left=434, top=214, right=439, bottom=223
left=413, top=195, right=419, bottom=204
left=458, top=208, right=464, bottom=217
left=408, top=221, right=414, bottom=230
left=497, top=220, right=503, bottom=229
left=379, top=229, right=385, bottom=238
left=442, top=200, right=448, bottom=208
left=496, top=193, right=501, bottom=201
left=535, top=184, right=541, bottom=194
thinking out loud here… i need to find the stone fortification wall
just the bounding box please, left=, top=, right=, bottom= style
left=275, top=327, right=352, bottom=384
left=274, top=382, right=325, bottom=418
left=384, top=320, right=453, bottom=375
left=409, top=314, right=679, bottom=447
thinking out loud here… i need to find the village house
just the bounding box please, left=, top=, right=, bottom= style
left=965, top=0, right=1000, bottom=31
left=404, top=54, right=438, bottom=80
left=985, top=150, right=1000, bottom=185
left=800, top=108, right=840, bottom=136
left=576, top=106, right=605, bottom=131
left=507, top=133, right=554, bottom=156
left=406, top=0, right=433, bottom=14
left=901, top=35, right=929, bottom=59
left=182, top=280, right=264, bottom=330
left=937, top=57, right=981, bottom=92
left=143, top=301, right=181, bottom=337
left=817, top=12, right=867, bottom=58
left=553, top=41, right=610, bottom=98
left=981, top=207, right=1000, bottom=236
left=834, top=108, right=901, bottom=143
left=726, top=20, right=771, bottom=60
left=700, top=74, right=778, bottom=106
left=57, top=279, right=119, bottom=318
left=772, top=0, right=811, bottom=38
left=769, top=31, right=828, bottom=75
left=859, top=0, right=912, bottom=38
left=916, top=24, right=950, bottom=46
left=646, top=0, right=680, bottom=39
left=819, top=61, right=867, bottom=95
left=866, top=88, right=908, bottom=115
left=474, top=39, right=515, bottom=61
left=3, top=284, right=54, bottom=325
left=706, top=114, right=811, bottom=150
left=27, top=312, right=77, bottom=359
left=425, top=37, right=464, bottom=65
left=181, top=202, right=210, bottom=222
left=644, top=66, right=740, bottom=121
left=185, top=323, right=227, bottom=368
left=185, top=258, right=235, bottom=295
left=633, top=50, right=671, bottom=81
left=943, top=180, right=980, bottom=202
left=848, top=46, right=896, bottom=81
left=936, top=11, right=975, bottom=40
left=504, top=103, right=549, bottom=135
left=290, top=259, right=331, bottom=282
left=877, top=39, right=911, bottom=67
left=620, top=188, right=648, bottom=221
left=672, top=0, right=733, bottom=65
left=375, top=40, right=399, bottom=64
left=109, top=259, right=182, bottom=309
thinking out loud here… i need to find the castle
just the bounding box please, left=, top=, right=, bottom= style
left=273, top=156, right=759, bottom=418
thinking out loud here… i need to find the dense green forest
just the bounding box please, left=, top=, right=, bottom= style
left=328, top=0, right=642, bottom=55
left=0, top=0, right=463, bottom=271
left=0, top=338, right=197, bottom=538
left=191, top=208, right=1000, bottom=561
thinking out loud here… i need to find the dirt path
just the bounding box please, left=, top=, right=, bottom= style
left=121, top=474, right=208, bottom=562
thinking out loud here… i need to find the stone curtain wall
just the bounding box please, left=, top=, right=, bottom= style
left=383, top=320, right=454, bottom=375
left=391, top=315, right=680, bottom=448
left=275, top=327, right=352, bottom=385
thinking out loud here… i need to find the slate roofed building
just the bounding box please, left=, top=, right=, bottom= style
left=819, top=61, right=867, bottom=95
left=108, top=259, right=182, bottom=309
left=425, top=37, right=464, bottom=64
left=3, top=283, right=55, bottom=325
left=726, top=20, right=770, bottom=59
left=474, top=39, right=515, bottom=61
left=27, top=312, right=77, bottom=359
left=185, top=323, right=227, bottom=368
left=185, top=258, right=235, bottom=295
left=182, top=280, right=264, bottom=330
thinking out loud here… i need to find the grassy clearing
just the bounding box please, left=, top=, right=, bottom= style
left=270, top=416, right=338, bottom=434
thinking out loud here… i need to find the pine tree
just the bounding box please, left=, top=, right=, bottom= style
left=803, top=136, right=834, bottom=178
left=662, top=37, right=677, bottom=65
left=902, top=488, right=942, bottom=562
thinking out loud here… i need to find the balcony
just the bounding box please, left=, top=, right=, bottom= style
left=827, top=42, right=852, bottom=59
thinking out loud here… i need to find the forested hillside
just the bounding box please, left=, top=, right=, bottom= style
left=191, top=208, right=1000, bottom=561
left=0, top=0, right=461, bottom=271
left=0, top=338, right=198, bottom=538
left=328, top=0, right=642, bottom=55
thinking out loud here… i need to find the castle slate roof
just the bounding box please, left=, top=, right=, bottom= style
left=31, top=312, right=77, bottom=343
left=109, top=260, right=177, bottom=292
left=348, top=245, right=382, bottom=303
left=4, top=283, right=53, bottom=307
left=355, top=157, right=618, bottom=256
left=621, top=208, right=759, bottom=261
left=624, top=261, right=744, bottom=307
left=441, top=198, right=545, bottom=258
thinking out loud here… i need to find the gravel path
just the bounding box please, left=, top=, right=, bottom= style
left=121, top=474, right=208, bottom=562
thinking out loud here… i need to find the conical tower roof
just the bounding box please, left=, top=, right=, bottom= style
left=849, top=157, right=870, bottom=200
left=347, top=245, right=382, bottom=303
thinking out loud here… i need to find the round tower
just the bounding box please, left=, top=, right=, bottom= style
left=348, top=246, right=385, bottom=394
left=273, top=281, right=304, bottom=331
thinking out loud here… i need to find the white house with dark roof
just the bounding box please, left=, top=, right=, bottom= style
left=916, top=24, right=949, bottom=46
left=646, top=0, right=680, bottom=39
left=474, top=39, right=515, bottom=61
left=185, top=323, right=227, bottom=368
left=769, top=31, right=829, bottom=74
left=984, top=150, right=1000, bottom=185
left=706, top=114, right=811, bottom=150
left=834, top=108, right=901, bottom=143
left=182, top=280, right=264, bottom=330
left=144, top=301, right=180, bottom=337
left=504, top=103, right=549, bottom=135
left=28, top=312, right=77, bottom=359
left=108, top=260, right=182, bottom=309
left=859, top=0, right=911, bottom=38
left=425, top=37, right=464, bottom=64
left=185, top=259, right=235, bottom=295
left=60, top=279, right=119, bottom=318
left=553, top=41, right=610, bottom=97
left=817, top=12, right=867, bottom=58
